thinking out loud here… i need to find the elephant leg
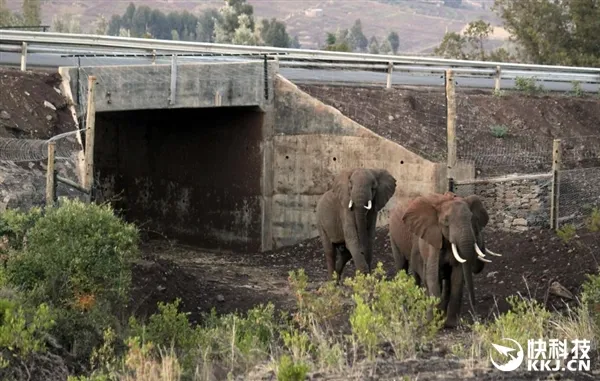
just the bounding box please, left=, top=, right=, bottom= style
left=319, top=225, right=336, bottom=280
left=445, top=265, right=465, bottom=328
left=410, top=244, right=423, bottom=287
left=440, top=277, right=451, bottom=313
left=364, top=213, right=378, bottom=272
left=390, top=236, right=407, bottom=275
left=334, top=245, right=352, bottom=282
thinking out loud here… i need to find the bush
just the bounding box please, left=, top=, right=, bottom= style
left=344, top=263, right=444, bottom=360
left=467, top=295, right=552, bottom=362
left=1, top=198, right=140, bottom=370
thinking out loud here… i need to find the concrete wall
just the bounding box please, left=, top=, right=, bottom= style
left=93, top=106, right=265, bottom=252
left=61, top=60, right=275, bottom=113
left=266, top=75, right=446, bottom=248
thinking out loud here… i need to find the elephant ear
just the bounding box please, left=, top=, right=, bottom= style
left=401, top=196, right=443, bottom=250
left=332, top=169, right=353, bottom=208
left=371, top=169, right=397, bottom=211
left=464, top=195, right=489, bottom=228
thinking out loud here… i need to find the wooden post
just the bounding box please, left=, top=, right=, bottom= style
left=20, top=42, right=27, bottom=71
left=46, top=141, right=56, bottom=206
left=84, top=76, right=97, bottom=197
left=494, top=65, right=502, bottom=92
left=445, top=69, right=457, bottom=180
left=386, top=62, right=393, bottom=89
left=550, top=139, right=562, bottom=230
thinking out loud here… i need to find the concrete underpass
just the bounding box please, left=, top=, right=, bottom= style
left=94, top=106, right=265, bottom=252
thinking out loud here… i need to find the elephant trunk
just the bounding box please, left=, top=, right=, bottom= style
left=354, top=207, right=370, bottom=271
left=454, top=227, right=477, bottom=316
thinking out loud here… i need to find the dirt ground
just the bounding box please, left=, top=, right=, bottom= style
left=297, top=85, right=600, bottom=176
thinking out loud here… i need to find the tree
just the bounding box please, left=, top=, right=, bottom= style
left=463, top=20, right=493, bottom=60
left=379, top=39, right=393, bottom=54
left=387, top=31, right=400, bottom=54
left=0, top=0, right=14, bottom=26
left=368, top=36, right=380, bottom=54
left=196, top=9, right=220, bottom=42
left=259, top=18, right=292, bottom=47
left=94, top=15, right=108, bottom=35
left=214, top=0, right=255, bottom=43
left=231, top=13, right=257, bottom=45
left=22, top=0, right=41, bottom=26
left=492, top=0, right=600, bottom=66
left=348, top=19, right=368, bottom=52
left=433, top=32, right=467, bottom=59
left=323, top=32, right=351, bottom=52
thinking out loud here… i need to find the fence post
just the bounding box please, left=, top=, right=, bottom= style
left=84, top=76, right=97, bottom=199
left=550, top=139, right=562, bottom=230
left=20, top=42, right=27, bottom=71
left=386, top=62, right=393, bottom=89
left=445, top=69, right=457, bottom=183
left=494, top=65, right=502, bottom=92
left=46, top=141, right=56, bottom=206
left=169, top=54, right=177, bottom=105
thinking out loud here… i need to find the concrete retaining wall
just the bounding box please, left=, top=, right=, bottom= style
left=267, top=75, right=446, bottom=248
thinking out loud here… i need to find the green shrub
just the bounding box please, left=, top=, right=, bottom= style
left=276, top=354, right=310, bottom=381
left=344, top=263, right=444, bottom=360
left=468, top=295, right=552, bottom=363
left=581, top=271, right=600, bottom=336
left=3, top=199, right=140, bottom=369
left=0, top=207, right=43, bottom=250
left=490, top=124, right=509, bottom=138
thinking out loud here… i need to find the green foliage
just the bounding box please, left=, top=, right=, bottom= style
left=581, top=271, right=600, bottom=335
left=344, top=263, right=444, bottom=360
left=5, top=198, right=139, bottom=306
left=514, top=76, right=544, bottom=95
left=0, top=206, right=43, bottom=250
left=0, top=297, right=55, bottom=363
left=556, top=223, right=577, bottom=243
left=276, top=355, right=310, bottom=381
left=492, top=0, right=600, bottom=67
left=585, top=208, right=600, bottom=232
left=490, top=124, right=508, bottom=138
left=468, top=295, right=552, bottom=362
left=570, top=81, right=584, bottom=97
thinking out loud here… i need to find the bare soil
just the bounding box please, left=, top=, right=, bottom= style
left=297, top=85, right=600, bottom=176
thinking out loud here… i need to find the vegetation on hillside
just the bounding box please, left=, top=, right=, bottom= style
left=324, top=19, right=400, bottom=54
left=0, top=199, right=598, bottom=379
left=434, top=0, right=600, bottom=66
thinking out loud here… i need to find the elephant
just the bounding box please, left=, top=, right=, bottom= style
left=316, top=167, right=397, bottom=281
left=388, top=191, right=503, bottom=328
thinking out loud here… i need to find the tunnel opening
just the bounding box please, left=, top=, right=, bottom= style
left=94, top=106, right=264, bottom=252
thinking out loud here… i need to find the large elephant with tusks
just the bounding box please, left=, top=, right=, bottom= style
left=316, top=168, right=397, bottom=282
left=389, top=191, right=503, bottom=328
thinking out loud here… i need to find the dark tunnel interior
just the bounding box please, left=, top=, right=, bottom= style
left=94, top=106, right=265, bottom=252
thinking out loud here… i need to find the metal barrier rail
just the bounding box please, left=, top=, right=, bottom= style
left=1, top=30, right=599, bottom=90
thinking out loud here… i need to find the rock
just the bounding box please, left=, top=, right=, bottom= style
left=486, top=271, right=498, bottom=278
left=549, top=281, right=574, bottom=299
left=157, top=285, right=166, bottom=291
left=46, top=115, right=53, bottom=121
left=514, top=218, right=528, bottom=226
left=217, top=294, right=225, bottom=302
left=388, top=115, right=394, bottom=121
left=0, top=110, right=10, bottom=119
left=44, top=100, right=56, bottom=110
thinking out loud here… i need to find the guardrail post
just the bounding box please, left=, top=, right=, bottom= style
left=386, top=62, right=393, bottom=89
left=550, top=139, right=562, bottom=230
left=84, top=76, right=97, bottom=198
left=20, top=42, right=27, bottom=71
left=152, top=49, right=156, bottom=65
left=46, top=141, right=56, bottom=206
left=169, top=54, right=177, bottom=105
left=494, top=65, right=501, bottom=92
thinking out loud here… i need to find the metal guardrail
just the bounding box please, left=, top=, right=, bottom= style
left=1, top=30, right=599, bottom=90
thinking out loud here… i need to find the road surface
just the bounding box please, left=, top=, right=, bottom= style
left=0, top=51, right=598, bottom=93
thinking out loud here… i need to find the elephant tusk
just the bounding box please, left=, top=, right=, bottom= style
left=477, top=256, right=492, bottom=263
left=474, top=243, right=487, bottom=258
left=364, top=200, right=372, bottom=210
left=485, top=248, right=502, bottom=257
left=348, top=200, right=353, bottom=209
left=451, top=243, right=467, bottom=263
